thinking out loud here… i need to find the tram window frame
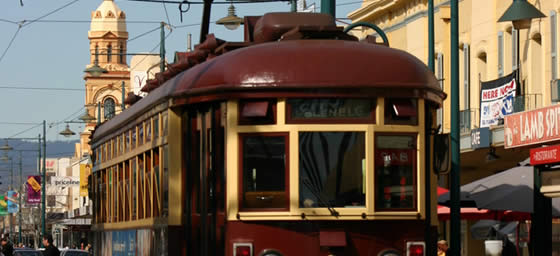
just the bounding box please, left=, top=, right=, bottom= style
left=238, top=133, right=289, bottom=211
left=124, top=131, right=129, bottom=153
left=384, top=98, right=418, bottom=125
left=286, top=98, right=376, bottom=124
left=374, top=133, right=418, bottom=212
left=238, top=99, right=277, bottom=125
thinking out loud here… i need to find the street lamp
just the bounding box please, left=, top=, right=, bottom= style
left=216, top=3, right=244, bottom=30
left=498, top=0, right=546, bottom=30
left=498, top=1, right=546, bottom=255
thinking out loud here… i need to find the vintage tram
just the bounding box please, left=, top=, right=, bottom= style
left=88, top=12, right=445, bottom=256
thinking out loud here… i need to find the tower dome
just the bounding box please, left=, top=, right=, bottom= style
left=90, top=0, right=126, bottom=33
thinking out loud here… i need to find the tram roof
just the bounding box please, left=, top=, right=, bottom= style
left=171, top=39, right=444, bottom=103
left=91, top=13, right=445, bottom=144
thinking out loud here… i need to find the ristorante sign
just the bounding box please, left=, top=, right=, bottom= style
left=504, top=104, right=560, bottom=148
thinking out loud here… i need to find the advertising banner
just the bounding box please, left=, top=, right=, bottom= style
left=7, top=191, right=18, bottom=213
left=504, top=104, right=560, bottom=148
left=27, top=175, right=41, bottom=204
left=480, top=71, right=517, bottom=127
left=80, top=164, right=91, bottom=197
left=0, top=196, right=7, bottom=216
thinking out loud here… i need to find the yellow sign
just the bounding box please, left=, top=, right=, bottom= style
left=80, top=164, right=91, bottom=197
left=27, top=176, right=41, bottom=192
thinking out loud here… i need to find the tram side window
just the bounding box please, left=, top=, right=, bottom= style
left=238, top=99, right=277, bottom=125
left=162, top=111, right=168, bottom=136
left=146, top=119, right=152, bottom=143
left=138, top=124, right=144, bottom=146
left=299, top=132, right=365, bottom=208
left=384, top=98, right=418, bottom=125
left=375, top=134, right=417, bottom=211
left=240, top=134, right=288, bottom=210
left=154, top=115, right=160, bottom=140
left=131, top=128, right=137, bottom=150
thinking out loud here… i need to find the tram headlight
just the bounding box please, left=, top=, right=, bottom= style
left=406, top=241, right=425, bottom=256
left=233, top=243, right=253, bottom=256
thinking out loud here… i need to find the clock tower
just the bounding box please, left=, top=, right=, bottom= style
left=81, top=0, right=130, bottom=154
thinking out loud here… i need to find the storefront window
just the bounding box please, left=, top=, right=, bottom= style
left=299, top=132, right=365, bottom=208
left=375, top=134, right=417, bottom=210
left=240, top=134, right=288, bottom=210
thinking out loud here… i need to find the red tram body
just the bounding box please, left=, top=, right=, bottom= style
left=89, top=12, right=445, bottom=256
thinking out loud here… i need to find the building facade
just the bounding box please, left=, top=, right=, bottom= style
left=349, top=0, right=559, bottom=255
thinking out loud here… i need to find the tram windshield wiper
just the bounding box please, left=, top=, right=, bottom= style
left=303, top=179, right=339, bottom=217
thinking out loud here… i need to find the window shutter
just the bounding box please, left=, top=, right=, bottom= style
left=464, top=44, right=470, bottom=110
left=498, top=31, right=504, bottom=77
left=551, top=11, right=557, bottom=80
left=437, top=53, right=444, bottom=129
left=512, top=28, right=518, bottom=71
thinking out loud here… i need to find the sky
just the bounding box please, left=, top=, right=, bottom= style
left=0, top=0, right=362, bottom=144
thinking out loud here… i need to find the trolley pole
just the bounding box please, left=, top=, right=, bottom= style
left=320, top=0, right=335, bottom=18
left=449, top=0, right=461, bottom=256
left=160, top=22, right=166, bottom=72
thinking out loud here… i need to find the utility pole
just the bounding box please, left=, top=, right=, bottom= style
left=450, top=0, right=461, bottom=255
left=41, top=120, right=46, bottom=240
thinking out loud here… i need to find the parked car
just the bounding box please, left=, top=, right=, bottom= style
left=14, top=248, right=42, bottom=256
left=60, top=249, right=90, bottom=256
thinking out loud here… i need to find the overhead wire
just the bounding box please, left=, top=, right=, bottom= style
left=0, top=86, right=84, bottom=92
left=0, top=26, right=21, bottom=64
left=20, top=0, right=82, bottom=28
left=161, top=0, right=172, bottom=27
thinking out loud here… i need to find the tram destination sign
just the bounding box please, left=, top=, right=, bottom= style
left=530, top=144, right=560, bottom=165
left=288, top=98, right=373, bottom=120
left=504, top=104, right=560, bottom=148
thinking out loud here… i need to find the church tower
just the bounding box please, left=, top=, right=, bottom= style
left=81, top=0, right=130, bottom=154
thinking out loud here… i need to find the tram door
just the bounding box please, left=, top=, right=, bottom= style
left=187, top=105, right=226, bottom=256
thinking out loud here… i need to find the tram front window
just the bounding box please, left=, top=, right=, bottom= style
left=375, top=134, right=416, bottom=210
left=241, top=134, right=288, bottom=210
left=299, top=132, right=365, bottom=208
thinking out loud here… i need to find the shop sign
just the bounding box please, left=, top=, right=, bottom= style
left=530, top=144, right=560, bottom=165
left=471, top=127, right=490, bottom=149
left=26, top=175, right=41, bottom=204
left=50, top=176, right=80, bottom=187
left=504, top=104, right=560, bottom=148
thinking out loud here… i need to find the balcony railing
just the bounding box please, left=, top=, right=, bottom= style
left=513, top=94, right=542, bottom=113
left=460, top=108, right=479, bottom=134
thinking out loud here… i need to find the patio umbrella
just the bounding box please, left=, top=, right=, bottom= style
left=437, top=165, right=560, bottom=216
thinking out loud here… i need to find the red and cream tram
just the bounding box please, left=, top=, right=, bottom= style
left=88, top=12, right=446, bottom=256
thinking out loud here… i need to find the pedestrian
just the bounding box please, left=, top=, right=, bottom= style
left=1, top=237, right=13, bottom=256
left=437, top=240, right=448, bottom=256
left=42, top=234, right=60, bottom=256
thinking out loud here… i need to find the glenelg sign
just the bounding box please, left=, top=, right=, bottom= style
left=504, top=104, right=560, bottom=148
